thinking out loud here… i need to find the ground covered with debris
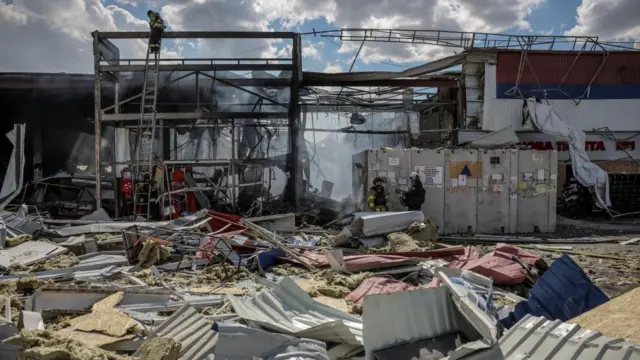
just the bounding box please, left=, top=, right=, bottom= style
left=0, top=207, right=639, bottom=359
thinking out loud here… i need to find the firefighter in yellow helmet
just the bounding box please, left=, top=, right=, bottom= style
left=367, top=176, right=388, bottom=212
left=147, top=10, right=166, bottom=54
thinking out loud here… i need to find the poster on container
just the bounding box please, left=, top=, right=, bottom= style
left=415, top=166, right=443, bottom=186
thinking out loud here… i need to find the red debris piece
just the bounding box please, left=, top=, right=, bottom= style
left=345, top=277, right=418, bottom=306
left=208, top=211, right=245, bottom=233
left=425, top=277, right=442, bottom=288
left=447, top=244, right=542, bottom=286
left=492, top=244, right=541, bottom=266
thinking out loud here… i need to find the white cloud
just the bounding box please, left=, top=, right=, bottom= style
left=566, top=0, right=640, bottom=41
left=0, top=0, right=549, bottom=73
left=0, top=0, right=152, bottom=72
left=323, top=62, right=344, bottom=73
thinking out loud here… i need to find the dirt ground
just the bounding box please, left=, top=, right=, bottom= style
left=536, top=243, right=640, bottom=297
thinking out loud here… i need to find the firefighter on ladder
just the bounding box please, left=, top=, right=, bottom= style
left=147, top=10, right=166, bottom=53
left=368, top=177, right=388, bottom=212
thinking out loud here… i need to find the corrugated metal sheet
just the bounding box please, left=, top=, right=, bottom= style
left=214, top=323, right=329, bottom=360
left=507, top=254, right=608, bottom=327
left=141, top=304, right=217, bottom=360
left=227, top=277, right=363, bottom=346
left=500, top=314, right=640, bottom=360
left=496, top=51, right=640, bottom=85
left=362, top=287, right=500, bottom=360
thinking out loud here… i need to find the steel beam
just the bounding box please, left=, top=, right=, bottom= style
left=92, top=33, right=102, bottom=210
left=289, top=34, right=303, bottom=209
left=99, top=64, right=292, bottom=73
left=96, top=31, right=296, bottom=39
left=302, top=77, right=458, bottom=88
left=101, top=112, right=289, bottom=122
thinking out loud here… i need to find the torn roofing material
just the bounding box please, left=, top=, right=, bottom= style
left=0, top=241, right=67, bottom=269
left=0, top=210, right=42, bottom=236
left=303, top=52, right=465, bottom=82
left=0, top=124, right=25, bottom=210
left=507, top=254, right=608, bottom=326
left=448, top=244, right=542, bottom=286
left=138, top=304, right=217, bottom=360
left=500, top=314, right=640, bottom=360
left=362, top=287, right=501, bottom=360
left=214, top=322, right=330, bottom=360
left=0, top=254, right=129, bottom=281
left=326, top=249, right=423, bottom=273
left=45, top=208, right=210, bottom=237
left=227, top=277, right=363, bottom=346
left=345, top=277, right=417, bottom=306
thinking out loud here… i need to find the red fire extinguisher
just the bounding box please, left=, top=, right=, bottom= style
left=120, top=168, right=133, bottom=199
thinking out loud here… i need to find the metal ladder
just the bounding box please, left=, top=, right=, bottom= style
left=132, top=43, right=161, bottom=220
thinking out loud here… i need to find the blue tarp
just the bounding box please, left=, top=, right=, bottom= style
left=501, top=254, right=609, bottom=328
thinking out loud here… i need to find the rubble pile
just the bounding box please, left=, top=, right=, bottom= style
left=0, top=206, right=638, bottom=359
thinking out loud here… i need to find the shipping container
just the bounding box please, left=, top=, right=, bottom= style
left=352, top=148, right=557, bottom=234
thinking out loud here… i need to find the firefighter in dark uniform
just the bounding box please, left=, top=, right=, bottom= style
left=399, top=172, right=426, bottom=211
left=368, top=177, right=388, bottom=212
left=147, top=10, right=166, bottom=53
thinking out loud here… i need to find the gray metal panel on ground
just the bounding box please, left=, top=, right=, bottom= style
left=362, top=287, right=460, bottom=360
left=214, top=323, right=329, bottom=360
left=477, top=150, right=511, bottom=234
left=499, top=315, right=640, bottom=360
left=444, top=149, right=479, bottom=233
left=0, top=241, right=67, bottom=269
left=143, top=304, right=217, bottom=360
left=412, top=149, right=446, bottom=231
left=376, top=148, right=412, bottom=211
left=29, top=285, right=172, bottom=312
left=227, top=277, right=363, bottom=345
left=516, top=150, right=555, bottom=233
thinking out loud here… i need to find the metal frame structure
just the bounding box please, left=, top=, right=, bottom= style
left=92, top=31, right=303, bottom=213
left=309, top=28, right=640, bottom=51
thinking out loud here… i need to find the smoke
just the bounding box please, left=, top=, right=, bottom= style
left=306, top=111, right=413, bottom=200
